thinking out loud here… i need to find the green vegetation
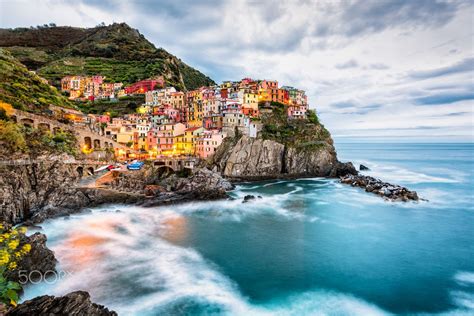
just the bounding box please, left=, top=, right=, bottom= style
left=76, top=95, right=144, bottom=116
left=0, top=121, right=26, bottom=152
left=0, top=225, right=31, bottom=308
left=307, top=109, right=320, bottom=124
left=38, top=57, right=170, bottom=87
left=1, top=23, right=215, bottom=90
left=179, top=62, right=214, bottom=91
left=260, top=105, right=332, bottom=148
left=0, top=49, right=75, bottom=112
left=0, top=119, right=78, bottom=157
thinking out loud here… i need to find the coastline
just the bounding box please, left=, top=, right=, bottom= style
left=1, top=155, right=422, bottom=314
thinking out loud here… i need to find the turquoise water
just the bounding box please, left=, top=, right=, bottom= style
left=23, top=142, right=474, bottom=315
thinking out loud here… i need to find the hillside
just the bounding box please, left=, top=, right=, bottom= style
left=0, top=48, right=75, bottom=111
left=0, top=23, right=215, bottom=90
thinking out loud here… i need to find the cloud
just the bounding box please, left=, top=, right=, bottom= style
left=329, top=101, right=382, bottom=115
left=408, top=57, right=474, bottom=79
left=330, top=101, right=356, bottom=108
left=340, top=0, right=463, bottom=37
left=415, top=92, right=474, bottom=105
left=1, top=0, right=472, bottom=140
left=335, top=59, right=359, bottom=69
left=444, top=111, right=470, bottom=117
left=368, top=63, right=390, bottom=70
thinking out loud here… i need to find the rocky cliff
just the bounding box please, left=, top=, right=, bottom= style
left=212, top=135, right=339, bottom=179
left=0, top=158, right=142, bottom=225
left=211, top=107, right=355, bottom=180
left=0, top=157, right=232, bottom=225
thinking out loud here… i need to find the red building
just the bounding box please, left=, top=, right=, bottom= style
left=242, top=107, right=259, bottom=117
left=125, top=78, right=164, bottom=95
left=220, top=88, right=228, bottom=99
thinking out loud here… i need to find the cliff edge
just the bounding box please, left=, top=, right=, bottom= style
left=211, top=106, right=356, bottom=180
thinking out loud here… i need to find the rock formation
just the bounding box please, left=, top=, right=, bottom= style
left=109, top=166, right=234, bottom=207
left=340, top=174, right=419, bottom=201
left=0, top=158, right=143, bottom=225
left=0, top=158, right=85, bottom=224
left=6, top=291, right=117, bottom=316
left=211, top=135, right=355, bottom=180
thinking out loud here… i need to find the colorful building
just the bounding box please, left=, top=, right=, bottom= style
left=196, top=130, right=227, bottom=159
left=125, top=77, right=164, bottom=95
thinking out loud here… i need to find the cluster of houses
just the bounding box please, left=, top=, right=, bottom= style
left=60, top=76, right=165, bottom=101
left=58, top=77, right=310, bottom=159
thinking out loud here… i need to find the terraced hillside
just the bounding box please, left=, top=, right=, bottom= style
left=0, top=23, right=215, bottom=90
left=0, top=48, right=75, bottom=111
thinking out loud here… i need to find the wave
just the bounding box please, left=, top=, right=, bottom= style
left=355, top=160, right=464, bottom=185
left=22, top=207, right=390, bottom=316
left=455, top=271, right=474, bottom=285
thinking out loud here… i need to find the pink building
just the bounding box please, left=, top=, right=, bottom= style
left=164, top=107, right=181, bottom=122
left=196, top=130, right=226, bottom=159
left=146, top=128, right=159, bottom=151
left=287, top=105, right=308, bottom=119
left=97, top=115, right=111, bottom=123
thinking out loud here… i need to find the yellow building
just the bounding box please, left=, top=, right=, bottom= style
left=170, top=92, right=185, bottom=109
left=175, top=127, right=204, bottom=155
left=117, top=128, right=134, bottom=146
left=258, top=88, right=270, bottom=102
left=244, top=92, right=259, bottom=110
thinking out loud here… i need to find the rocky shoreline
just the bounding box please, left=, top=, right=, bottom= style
left=340, top=174, right=420, bottom=201
left=0, top=155, right=420, bottom=315
left=7, top=291, right=117, bottom=315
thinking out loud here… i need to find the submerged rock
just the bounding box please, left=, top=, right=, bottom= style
left=359, top=164, right=370, bottom=171
left=242, top=195, right=256, bottom=203
left=6, top=291, right=117, bottom=316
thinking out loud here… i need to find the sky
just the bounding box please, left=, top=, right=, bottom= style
left=1, top=0, right=473, bottom=141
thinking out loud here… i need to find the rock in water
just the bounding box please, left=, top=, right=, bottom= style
left=340, top=174, right=419, bottom=201
left=242, top=195, right=256, bottom=203
left=359, top=164, right=370, bottom=171
left=329, top=161, right=358, bottom=177
left=6, top=291, right=117, bottom=316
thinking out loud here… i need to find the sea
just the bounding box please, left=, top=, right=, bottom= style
left=22, top=141, right=474, bottom=315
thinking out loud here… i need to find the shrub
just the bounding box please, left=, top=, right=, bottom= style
left=307, top=109, right=319, bottom=124
left=0, top=121, right=26, bottom=152
left=0, top=102, right=14, bottom=117
left=0, top=224, right=31, bottom=308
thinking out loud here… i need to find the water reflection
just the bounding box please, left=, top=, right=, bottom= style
left=160, top=215, right=188, bottom=244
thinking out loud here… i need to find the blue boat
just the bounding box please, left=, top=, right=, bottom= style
left=126, top=161, right=144, bottom=170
